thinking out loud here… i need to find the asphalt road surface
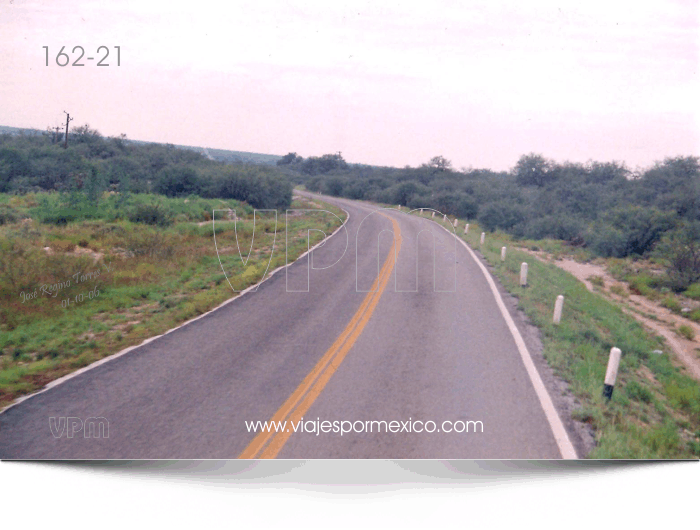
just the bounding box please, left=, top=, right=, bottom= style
left=0, top=193, right=575, bottom=459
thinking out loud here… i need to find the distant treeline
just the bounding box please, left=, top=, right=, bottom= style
left=279, top=152, right=700, bottom=290
left=0, top=126, right=292, bottom=209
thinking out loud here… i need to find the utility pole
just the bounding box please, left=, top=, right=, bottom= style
left=63, top=111, right=73, bottom=149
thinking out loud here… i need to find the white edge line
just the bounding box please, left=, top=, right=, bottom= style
left=431, top=218, right=578, bottom=460
left=0, top=202, right=351, bottom=415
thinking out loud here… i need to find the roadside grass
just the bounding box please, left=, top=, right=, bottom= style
left=423, top=213, right=700, bottom=458
left=0, top=193, right=345, bottom=408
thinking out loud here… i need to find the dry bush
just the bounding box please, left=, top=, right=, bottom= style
left=51, top=239, right=77, bottom=253
left=121, top=227, right=176, bottom=260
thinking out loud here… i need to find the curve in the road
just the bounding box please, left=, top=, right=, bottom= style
left=240, top=213, right=401, bottom=458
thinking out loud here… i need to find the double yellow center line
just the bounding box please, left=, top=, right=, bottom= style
left=239, top=213, right=402, bottom=459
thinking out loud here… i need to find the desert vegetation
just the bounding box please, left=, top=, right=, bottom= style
left=282, top=152, right=700, bottom=295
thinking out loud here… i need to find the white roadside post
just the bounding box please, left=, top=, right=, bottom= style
left=603, top=347, right=622, bottom=400
left=464, top=223, right=469, bottom=234
left=520, top=262, right=528, bottom=287
left=553, top=295, right=564, bottom=325
left=432, top=211, right=435, bottom=218
left=398, top=204, right=401, bottom=210
left=420, top=208, right=424, bottom=214
left=443, top=214, right=447, bottom=222
left=501, top=246, right=506, bottom=262
left=480, top=232, right=485, bottom=246
left=453, top=218, right=458, bottom=227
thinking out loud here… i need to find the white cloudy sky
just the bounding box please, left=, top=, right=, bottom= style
left=1, top=0, right=698, bottom=170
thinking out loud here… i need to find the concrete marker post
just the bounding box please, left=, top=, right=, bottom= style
left=443, top=214, right=447, bottom=222
left=464, top=223, right=469, bottom=234
left=501, top=246, right=506, bottom=262
left=480, top=232, right=485, bottom=246
left=453, top=218, right=458, bottom=227
left=520, top=262, right=528, bottom=287
left=603, top=347, right=622, bottom=400
left=432, top=211, right=435, bottom=218
left=553, top=295, right=564, bottom=325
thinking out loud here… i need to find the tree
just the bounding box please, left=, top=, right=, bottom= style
left=391, top=180, right=427, bottom=206
left=324, top=176, right=344, bottom=196
left=0, top=148, right=30, bottom=192
left=427, top=156, right=452, bottom=172
left=477, top=201, right=527, bottom=233
left=71, top=124, right=102, bottom=142
left=84, top=165, right=107, bottom=203
left=656, top=222, right=700, bottom=291
left=514, top=153, right=553, bottom=187
left=586, top=161, right=629, bottom=185
left=636, top=156, right=700, bottom=219
left=301, top=152, right=348, bottom=175
left=277, top=152, right=303, bottom=166
left=154, top=166, right=201, bottom=197
left=585, top=206, right=677, bottom=258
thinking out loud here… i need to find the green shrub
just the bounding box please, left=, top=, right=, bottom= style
left=122, top=228, right=175, bottom=259
left=477, top=201, right=527, bottom=234
left=154, top=166, right=202, bottom=198
left=610, top=284, right=629, bottom=297
left=656, top=223, right=700, bottom=291
left=585, top=206, right=676, bottom=258
left=585, top=225, right=627, bottom=258
left=128, top=202, right=173, bottom=226
left=39, top=205, right=99, bottom=225
left=625, top=380, right=654, bottom=403
left=661, top=296, right=682, bottom=313
left=665, top=381, right=700, bottom=421
left=678, top=325, right=695, bottom=341
left=588, top=275, right=605, bottom=288
left=0, top=205, right=20, bottom=225
left=524, top=215, right=585, bottom=243
left=684, top=283, right=700, bottom=300
left=628, top=274, right=660, bottom=296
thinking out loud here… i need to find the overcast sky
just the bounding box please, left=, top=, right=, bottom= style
left=1, top=0, right=698, bottom=171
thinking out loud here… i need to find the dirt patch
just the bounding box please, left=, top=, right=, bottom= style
left=112, top=320, right=141, bottom=332
left=21, top=372, right=55, bottom=388
left=41, top=244, right=104, bottom=263
left=110, top=247, right=134, bottom=259
left=520, top=248, right=700, bottom=382
left=69, top=246, right=104, bottom=263
left=215, top=246, right=236, bottom=253
left=130, top=302, right=159, bottom=313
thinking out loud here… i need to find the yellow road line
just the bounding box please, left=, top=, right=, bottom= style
left=239, top=213, right=401, bottom=459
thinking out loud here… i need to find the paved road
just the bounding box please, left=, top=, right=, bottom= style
left=0, top=193, right=572, bottom=459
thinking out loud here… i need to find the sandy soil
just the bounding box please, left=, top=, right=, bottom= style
left=520, top=249, right=700, bottom=382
